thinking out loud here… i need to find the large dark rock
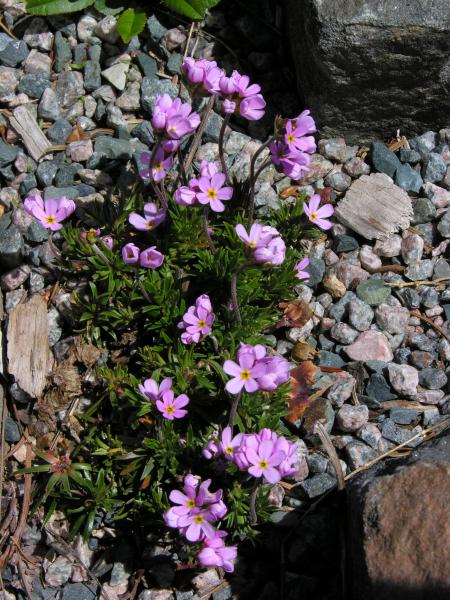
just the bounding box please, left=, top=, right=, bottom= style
left=346, top=434, right=450, bottom=599
left=284, top=0, right=450, bottom=142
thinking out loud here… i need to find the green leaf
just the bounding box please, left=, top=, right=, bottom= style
left=94, top=0, right=124, bottom=16
left=116, top=8, right=147, bottom=43
left=26, top=0, right=94, bottom=16
left=162, top=0, right=221, bottom=20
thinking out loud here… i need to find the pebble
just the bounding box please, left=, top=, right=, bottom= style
left=61, top=583, right=97, bottom=600
left=1, top=264, right=30, bottom=290
left=45, top=556, right=72, bottom=586
left=0, top=225, right=23, bottom=268
left=324, top=170, right=352, bottom=191
left=414, top=389, right=445, bottom=405
left=418, top=368, right=447, bottom=390
left=298, top=473, right=336, bottom=499
left=0, top=40, right=29, bottom=67
left=68, top=139, right=93, bottom=162
left=371, top=142, right=401, bottom=178
left=413, top=197, right=436, bottom=223
left=322, top=273, right=346, bottom=299
left=357, top=423, right=382, bottom=449
left=305, top=257, right=325, bottom=288
left=24, top=50, right=51, bottom=77
left=192, top=569, right=221, bottom=595
left=345, top=441, right=378, bottom=469
left=343, top=156, right=370, bottom=177
left=399, top=148, right=421, bottom=163
left=366, top=372, right=396, bottom=401
left=422, top=153, right=447, bottom=183
left=374, top=234, right=402, bottom=257
left=356, top=279, right=391, bottom=306
left=409, top=131, right=437, bottom=155
left=141, top=78, right=178, bottom=113
left=94, top=136, right=132, bottom=160
left=381, top=419, right=421, bottom=445
left=423, top=182, right=450, bottom=208
left=77, top=15, right=98, bottom=41
left=5, top=416, right=20, bottom=443
left=345, top=330, right=393, bottom=362
left=394, top=164, right=422, bottom=193
left=375, top=304, right=410, bottom=334
left=330, top=322, right=359, bottom=344
left=401, top=233, right=423, bottom=264
left=336, top=404, right=369, bottom=432
left=389, top=408, right=419, bottom=425
left=404, top=259, right=435, bottom=281
left=348, top=297, right=374, bottom=331
left=387, top=363, right=419, bottom=396
left=0, top=66, right=19, bottom=96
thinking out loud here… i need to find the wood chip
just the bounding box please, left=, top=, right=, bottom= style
left=334, top=173, right=413, bottom=240
left=7, top=294, right=53, bottom=398
left=9, top=105, right=51, bottom=161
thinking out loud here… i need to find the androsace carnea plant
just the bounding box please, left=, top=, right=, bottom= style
left=21, top=59, right=334, bottom=573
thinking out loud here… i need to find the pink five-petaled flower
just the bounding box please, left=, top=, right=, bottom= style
left=101, top=235, right=114, bottom=250
left=219, top=70, right=266, bottom=121
left=223, top=344, right=266, bottom=394
left=178, top=294, right=215, bottom=345
left=140, top=246, right=164, bottom=269
left=152, top=94, right=200, bottom=139
left=304, top=194, right=334, bottom=230
left=254, top=356, right=290, bottom=392
left=128, top=203, right=165, bottom=231
left=245, top=438, right=285, bottom=484
left=294, top=257, right=310, bottom=280
left=196, top=172, right=233, bottom=213
left=236, top=224, right=286, bottom=266
left=182, top=58, right=224, bottom=95
left=218, top=426, right=243, bottom=461
left=198, top=531, right=238, bottom=573
left=269, top=140, right=311, bottom=180
left=151, top=148, right=173, bottom=183
left=284, top=110, right=317, bottom=154
left=156, top=389, right=189, bottom=420
left=235, top=223, right=274, bottom=249
left=122, top=242, right=140, bottom=265
left=253, top=235, right=286, bottom=266
left=139, top=377, right=172, bottom=402
left=24, top=194, right=75, bottom=231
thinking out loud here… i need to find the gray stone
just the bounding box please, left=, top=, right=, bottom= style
left=437, top=209, right=450, bottom=238
left=329, top=291, right=356, bottom=321
left=54, top=32, right=71, bottom=72
left=46, top=119, right=72, bottom=144
left=55, top=71, right=84, bottom=108
left=387, top=363, right=419, bottom=396
left=0, top=33, right=12, bottom=52
left=44, top=186, right=78, bottom=200
left=375, top=304, right=410, bottom=334
left=412, top=197, right=437, bottom=224
left=141, top=78, right=178, bottom=114
left=336, top=404, right=369, bottom=432
left=39, top=88, right=61, bottom=121
left=5, top=416, right=20, bottom=443
left=318, top=138, right=358, bottom=162
left=422, top=152, right=447, bottom=183
left=330, top=322, right=359, bottom=344
left=55, top=163, right=82, bottom=186
left=36, top=161, right=59, bottom=187
left=84, top=61, right=102, bottom=92
left=356, top=279, right=391, bottom=306
left=45, top=555, right=72, bottom=586
left=29, top=270, right=45, bottom=292
left=371, top=142, right=401, bottom=177
left=94, top=136, right=132, bottom=160
left=345, top=441, right=378, bottom=469
left=0, top=65, right=19, bottom=96
left=147, top=15, right=167, bottom=41
left=48, top=307, right=62, bottom=346
left=324, top=170, right=352, bottom=191
left=0, top=40, right=29, bottom=67
left=167, top=52, right=183, bottom=75
left=61, top=582, right=97, bottom=600
left=0, top=225, right=23, bottom=268
left=137, top=52, right=158, bottom=79
left=404, top=259, right=435, bottom=281
left=366, top=372, right=396, bottom=401
left=285, top=1, right=450, bottom=142
left=395, top=164, right=423, bottom=193
left=381, top=418, right=420, bottom=445
left=434, top=258, right=450, bottom=278
left=410, top=131, right=438, bottom=155
left=0, top=139, right=18, bottom=167
left=420, top=286, right=440, bottom=308
left=305, top=257, right=325, bottom=288
left=399, top=148, right=421, bottom=163
left=318, top=350, right=346, bottom=368
left=334, top=234, right=359, bottom=253
left=343, top=156, right=371, bottom=177
left=348, top=297, right=374, bottom=331
left=419, top=368, right=448, bottom=389
left=17, top=73, right=49, bottom=99
left=389, top=408, right=419, bottom=425
left=299, top=473, right=336, bottom=499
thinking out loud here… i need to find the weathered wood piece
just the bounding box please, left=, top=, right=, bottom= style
left=9, top=105, right=51, bottom=161
left=334, top=173, right=413, bottom=240
left=7, top=294, right=52, bottom=398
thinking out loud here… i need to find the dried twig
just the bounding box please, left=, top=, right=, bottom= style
left=386, top=276, right=450, bottom=289
left=315, top=423, right=345, bottom=491
left=410, top=309, right=450, bottom=345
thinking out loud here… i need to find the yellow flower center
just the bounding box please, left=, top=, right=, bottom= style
left=287, top=133, right=295, bottom=143
left=249, top=241, right=256, bottom=248
left=259, top=460, right=269, bottom=470
left=45, top=215, right=56, bottom=224
left=187, top=499, right=196, bottom=509
left=166, top=404, right=175, bottom=414
left=310, top=212, right=318, bottom=220
left=207, top=189, right=218, bottom=200
left=225, top=446, right=234, bottom=455
left=240, top=370, right=251, bottom=380
left=197, top=320, right=206, bottom=328
left=193, top=515, right=204, bottom=524
left=154, top=162, right=163, bottom=171
left=146, top=220, right=154, bottom=229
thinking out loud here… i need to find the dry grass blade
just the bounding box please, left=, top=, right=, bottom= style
left=315, top=422, right=345, bottom=491
left=386, top=276, right=450, bottom=288
left=410, top=309, right=450, bottom=345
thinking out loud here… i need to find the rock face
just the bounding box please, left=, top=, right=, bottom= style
left=346, top=434, right=450, bottom=600
left=284, top=0, right=450, bottom=142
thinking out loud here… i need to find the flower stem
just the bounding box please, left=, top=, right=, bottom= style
left=249, top=481, right=259, bottom=525
left=183, top=95, right=215, bottom=175
left=247, top=137, right=274, bottom=227
left=202, top=206, right=216, bottom=254
left=228, top=391, right=241, bottom=428
left=230, top=269, right=242, bottom=324
left=135, top=273, right=152, bottom=303
left=218, top=113, right=231, bottom=182
left=177, top=147, right=188, bottom=186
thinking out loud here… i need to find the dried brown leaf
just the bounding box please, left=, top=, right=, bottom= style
left=286, top=361, right=317, bottom=423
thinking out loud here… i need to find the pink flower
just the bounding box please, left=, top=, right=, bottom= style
left=24, top=194, right=75, bottom=231
left=255, top=356, right=290, bottom=391
left=269, top=140, right=311, bottom=180
left=152, top=94, right=200, bottom=139
left=182, top=58, right=224, bottom=95
left=245, top=439, right=285, bottom=484
left=294, top=109, right=317, bottom=136
left=218, top=69, right=266, bottom=121
left=199, top=160, right=220, bottom=178
left=101, top=235, right=114, bottom=250
left=284, top=112, right=317, bottom=153
left=223, top=344, right=266, bottom=394
left=122, top=242, right=140, bottom=264
left=138, top=377, right=172, bottom=402
left=151, top=148, right=173, bottom=182
left=129, top=203, right=165, bottom=231
left=177, top=513, right=216, bottom=542
left=203, top=435, right=219, bottom=460
left=235, top=223, right=275, bottom=249
left=304, top=194, right=334, bottom=230
left=196, top=172, right=233, bottom=213
left=236, top=224, right=286, bottom=266
left=274, top=437, right=300, bottom=478
left=156, top=390, right=189, bottom=420
left=178, top=294, right=215, bottom=345
left=198, top=532, right=237, bottom=573
left=139, top=246, right=164, bottom=269
left=218, top=427, right=243, bottom=461
left=253, top=235, right=286, bottom=266
left=240, top=94, right=266, bottom=121
left=294, top=257, right=310, bottom=280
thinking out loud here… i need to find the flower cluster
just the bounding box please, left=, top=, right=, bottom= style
left=121, top=243, right=164, bottom=269
left=24, top=195, right=75, bottom=231
left=223, top=343, right=290, bottom=394
left=139, top=377, right=189, bottom=420
left=204, top=427, right=300, bottom=485
left=236, top=223, right=286, bottom=266
left=178, top=294, right=215, bottom=345
left=164, top=475, right=237, bottom=571
left=175, top=160, right=233, bottom=213
left=270, top=110, right=317, bottom=180
left=183, top=58, right=266, bottom=121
